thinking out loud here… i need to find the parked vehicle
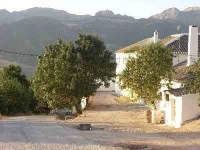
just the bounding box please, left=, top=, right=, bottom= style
left=54, top=108, right=72, bottom=116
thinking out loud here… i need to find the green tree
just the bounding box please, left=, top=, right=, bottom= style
left=32, top=34, right=116, bottom=114
left=119, top=43, right=173, bottom=106
left=32, top=40, right=77, bottom=110
left=185, top=61, right=200, bottom=94
left=1, top=65, right=30, bottom=87
left=74, top=34, right=116, bottom=111
left=0, top=65, right=35, bottom=115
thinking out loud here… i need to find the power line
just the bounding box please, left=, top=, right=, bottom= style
left=0, top=49, right=40, bottom=57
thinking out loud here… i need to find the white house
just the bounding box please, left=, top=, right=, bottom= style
left=158, top=26, right=200, bottom=127
left=115, top=25, right=200, bottom=127
left=115, top=31, right=160, bottom=96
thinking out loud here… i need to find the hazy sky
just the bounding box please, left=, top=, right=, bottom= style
left=0, top=0, right=200, bottom=18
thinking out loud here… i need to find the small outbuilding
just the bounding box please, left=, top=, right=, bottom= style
left=159, top=88, right=200, bottom=128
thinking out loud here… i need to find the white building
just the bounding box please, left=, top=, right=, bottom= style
left=115, top=25, right=200, bottom=127
left=159, top=26, right=200, bottom=127
left=115, top=31, right=160, bottom=96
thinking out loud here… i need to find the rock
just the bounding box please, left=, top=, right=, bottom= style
left=95, top=10, right=115, bottom=17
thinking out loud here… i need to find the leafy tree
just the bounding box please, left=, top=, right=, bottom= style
left=0, top=65, right=35, bottom=115
left=32, top=34, right=116, bottom=114
left=74, top=34, right=116, bottom=111
left=185, top=61, right=200, bottom=94
left=0, top=65, right=30, bottom=87
left=119, top=43, right=173, bottom=106
left=33, top=97, right=51, bottom=114
left=32, top=40, right=77, bottom=110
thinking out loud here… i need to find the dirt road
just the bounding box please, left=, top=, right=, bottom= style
left=0, top=115, right=175, bottom=150
left=1, top=92, right=200, bottom=150
left=67, top=92, right=200, bottom=150
left=0, top=116, right=126, bottom=150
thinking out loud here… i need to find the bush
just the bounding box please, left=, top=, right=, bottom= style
left=0, top=65, right=37, bottom=116
left=0, top=78, right=33, bottom=115
left=33, top=98, right=51, bottom=114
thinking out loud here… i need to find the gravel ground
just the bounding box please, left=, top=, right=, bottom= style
left=0, top=116, right=126, bottom=150
left=67, top=92, right=200, bottom=150
left=1, top=92, right=200, bottom=150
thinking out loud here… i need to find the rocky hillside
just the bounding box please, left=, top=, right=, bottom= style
left=151, top=6, right=200, bottom=25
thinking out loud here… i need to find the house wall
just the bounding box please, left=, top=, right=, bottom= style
left=116, top=53, right=136, bottom=74
left=159, top=93, right=200, bottom=128
left=115, top=52, right=136, bottom=95
left=115, top=51, right=185, bottom=96
left=158, top=80, right=182, bottom=109
left=162, top=94, right=182, bottom=127
left=182, top=94, right=200, bottom=122
left=158, top=91, right=183, bottom=127
left=115, top=51, right=186, bottom=97
left=174, top=96, right=182, bottom=128
left=173, top=55, right=187, bottom=66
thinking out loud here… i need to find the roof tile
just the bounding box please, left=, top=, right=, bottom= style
left=172, top=61, right=198, bottom=82
left=165, top=88, right=187, bottom=97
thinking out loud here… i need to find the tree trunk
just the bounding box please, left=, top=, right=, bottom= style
left=75, top=102, right=82, bottom=115
left=86, top=97, right=90, bottom=108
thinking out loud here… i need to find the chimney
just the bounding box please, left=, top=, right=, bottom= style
left=154, top=30, right=159, bottom=43
left=187, top=25, right=199, bottom=66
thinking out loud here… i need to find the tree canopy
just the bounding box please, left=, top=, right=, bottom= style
left=1, top=65, right=30, bottom=87
left=32, top=34, right=116, bottom=114
left=0, top=65, right=34, bottom=115
left=185, top=61, right=200, bottom=94
left=119, top=43, right=173, bottom=106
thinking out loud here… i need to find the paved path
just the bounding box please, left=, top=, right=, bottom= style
left=0, top=116, right=124, bottom=150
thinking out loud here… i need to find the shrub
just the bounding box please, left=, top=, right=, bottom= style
left=0, top=78, right=33, bottom=115
left=0, top=65, right=36, bottom=115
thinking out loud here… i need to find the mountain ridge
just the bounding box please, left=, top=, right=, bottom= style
left=0, top=7, right=198, bottom=76
left=151, top=6, right=200, bottom=25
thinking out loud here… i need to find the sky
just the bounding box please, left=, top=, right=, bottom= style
left=0, top=0, right=200, bottom=18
